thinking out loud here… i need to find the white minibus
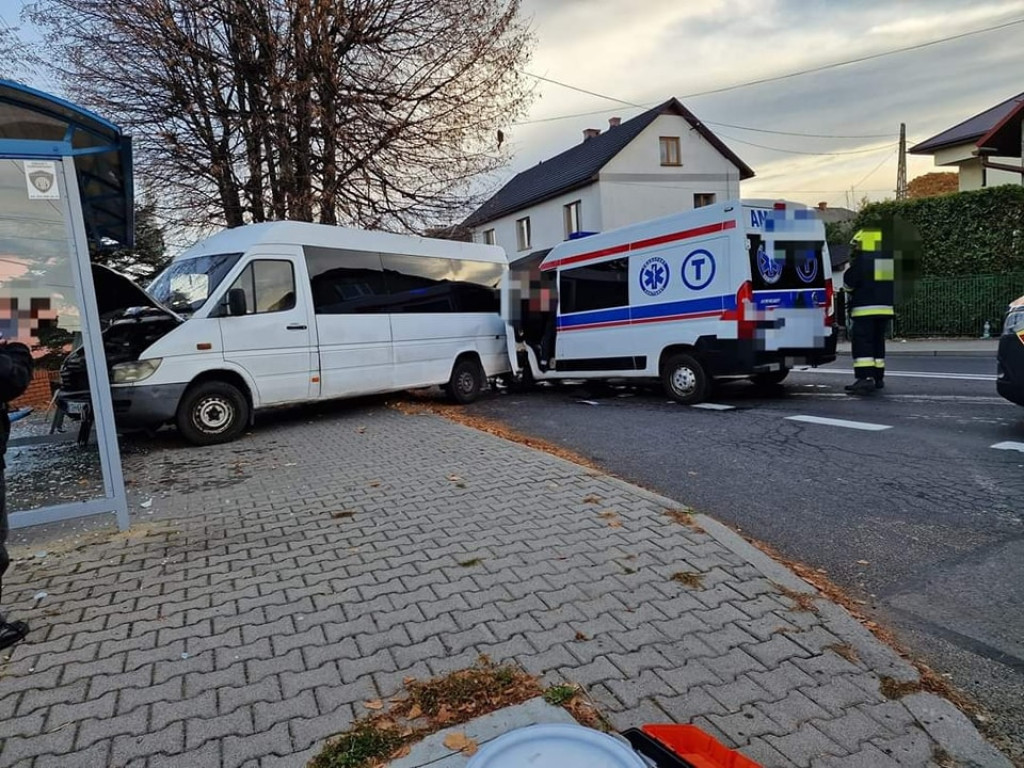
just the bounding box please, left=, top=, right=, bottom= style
left=58, top=222, right=509, bottom=444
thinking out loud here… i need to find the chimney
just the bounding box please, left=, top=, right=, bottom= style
left=817, top=201, right=828, bottom=211
left=608, top=117, right=621, bottom=129
left=583, top=128, right=601, bottom=141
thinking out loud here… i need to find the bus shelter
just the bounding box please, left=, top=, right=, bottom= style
left=1, top=80, right=131, bottom=531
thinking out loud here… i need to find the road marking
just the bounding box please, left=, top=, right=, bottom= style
left=794, top=393, right=1009, bottom=403
left=991, top=441, right=1024, bottom=452
left=786, top=415, right=893, bottom=431
left=691, top=403, right=735, bottom=411
left=793, top=367, right=996, bottom=382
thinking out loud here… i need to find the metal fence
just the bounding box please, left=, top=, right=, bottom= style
left=892, top=272, right=1024, bottom=338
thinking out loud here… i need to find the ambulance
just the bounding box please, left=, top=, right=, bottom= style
left=510, top=200, right=838, bottom=403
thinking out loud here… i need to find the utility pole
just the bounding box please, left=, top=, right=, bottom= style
left=896, top=122, right=908, bottom=200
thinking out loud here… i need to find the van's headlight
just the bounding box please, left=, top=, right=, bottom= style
left=112, top=358, right=162, bottom=383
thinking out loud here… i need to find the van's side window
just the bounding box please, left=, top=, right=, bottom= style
left=306, top=248, right=390, bottom=314
left=228, top=260, right=296, bottom=314
left=560, top=258, right=629, bottom=313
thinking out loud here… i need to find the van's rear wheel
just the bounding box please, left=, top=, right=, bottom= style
left=445, top=358, right=485, bottom=404
left=662, top=353, right=708, bottom=405
left=176, top=380, right=249, bottom=445
left=751, top=369, right=789, bottom=386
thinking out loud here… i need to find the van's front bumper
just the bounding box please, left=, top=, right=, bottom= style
left=56, top=383, right=186, bottom=429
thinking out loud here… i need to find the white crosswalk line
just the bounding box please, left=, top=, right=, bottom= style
left=786, top=415, right=892, bottom=431
left=691, top=403, right=735, bottom=411
left=991, top=441, right=1024, bottom=452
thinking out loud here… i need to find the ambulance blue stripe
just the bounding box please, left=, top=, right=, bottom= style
left=558, top=294, right=736, bottom=330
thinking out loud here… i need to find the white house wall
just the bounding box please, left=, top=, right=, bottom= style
left=598, top=114, right=743, bottom=230
left=471, top=185, right=601, bottom=259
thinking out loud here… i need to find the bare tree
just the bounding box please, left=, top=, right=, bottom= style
left=29, top=0, right=534, bottom=231
left=0, top=23, right=31, bottom=81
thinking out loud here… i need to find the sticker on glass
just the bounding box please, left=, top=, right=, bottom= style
left=25, top=161, right=60, bottom=200
left=757, top=243, right=782, bottom=285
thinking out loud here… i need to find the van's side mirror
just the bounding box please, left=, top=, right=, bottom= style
left=227, top=288, right=248, bottom=316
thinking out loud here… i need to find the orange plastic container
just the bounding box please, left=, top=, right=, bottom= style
left=641, top=725, right=762, bottom=768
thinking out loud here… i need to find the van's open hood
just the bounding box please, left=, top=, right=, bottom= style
left=92, top=263, right=178, bottom=319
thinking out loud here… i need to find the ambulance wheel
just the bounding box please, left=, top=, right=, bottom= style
left=445, top=358, right=485, bottom=404
left=662, top=353, right=708, bottom=405
left=176, top=380, right=250, bottom=445
left=751, top=369, right=789, bottom=386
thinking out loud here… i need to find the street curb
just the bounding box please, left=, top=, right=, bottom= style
left=836, top=350, right=996, bottom=358
left=903, top=693, right=1013, bottom=768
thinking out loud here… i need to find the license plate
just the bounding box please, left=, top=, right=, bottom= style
left=65, top=401, right=86, bottom=415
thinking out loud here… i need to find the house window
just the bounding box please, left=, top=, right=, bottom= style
left=482, top=229, right=496, bottom=246
left=516, top=217, right=532, bottom=251
left=659, top=136, right=681, bottom=166
left=694, top=193, right=716, bottom=208
left=563, top=200, right=582, bottom=239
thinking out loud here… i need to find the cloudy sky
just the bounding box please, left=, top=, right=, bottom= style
left=2, top=0, right=1021, bottom=213
left=512, top=0, right=1024, bottom=209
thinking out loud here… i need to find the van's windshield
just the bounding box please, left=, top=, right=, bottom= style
left=148, top=253, right=243, bottom=317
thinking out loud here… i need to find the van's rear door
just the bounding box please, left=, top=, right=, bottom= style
left=746, top=235, right=829, bottom=351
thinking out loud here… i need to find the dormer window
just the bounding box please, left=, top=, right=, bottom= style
left=660, top=136, right=681, bottom=166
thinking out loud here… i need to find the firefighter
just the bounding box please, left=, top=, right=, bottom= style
left=1, top=338, right=34, bottom=649
left=843, top=227, right=894, bottom=395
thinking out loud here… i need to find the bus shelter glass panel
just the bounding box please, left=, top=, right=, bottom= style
left=1, top=157, right=113, bottom=517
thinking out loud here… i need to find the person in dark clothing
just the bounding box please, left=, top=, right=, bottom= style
left=1, top=339, right=33, bottom=649
left=843, top=227, right=894, bottom=395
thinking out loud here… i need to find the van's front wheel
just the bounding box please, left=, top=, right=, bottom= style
left=445, top=358, right=485, bottom=404
left=662, top=353, right=708, bottom=405
left=176, top=380, right=250, bottom=445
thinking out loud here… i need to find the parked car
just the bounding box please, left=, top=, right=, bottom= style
left=996, top=295, right=1024, bottom=406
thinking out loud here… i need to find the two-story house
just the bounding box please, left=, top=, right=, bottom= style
left=463, top=97, right=755, bottom=260
left=909, top=90, right=1024, bottom=191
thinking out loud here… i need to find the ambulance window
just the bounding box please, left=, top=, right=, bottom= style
left=561, top=258, right=629, bottom=313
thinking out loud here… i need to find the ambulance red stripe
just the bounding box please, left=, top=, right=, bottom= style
left=542, top=220, right=736, bottom=271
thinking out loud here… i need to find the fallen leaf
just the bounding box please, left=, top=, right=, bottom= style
left=582, top=494, right=601, bottom=504
left=407, top=703, right=423, bottom=719
left=443, top=732, right=478, bottom=755
left=598, top=510, right=617, bottom=518
left=369, top=480, right=381, bottom=488
left=574, top=630, right=589, bottom=641
left=447, top=474, right=462, bottom=482
left=363, top=699, right=384, bottom=710
left=436, top=704, right=453, bottom=723
left=608, top=520, right=623, bottom=528
left=390, top=745, right=411, bottom=759
left=330, top=510, right=355, bottom=519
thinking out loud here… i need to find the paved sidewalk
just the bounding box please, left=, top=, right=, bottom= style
left=836, top=338, right=999, bottom=357
left=0, top=406, right=1010, bottom=768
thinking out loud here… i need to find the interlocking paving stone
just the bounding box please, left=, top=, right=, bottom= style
left=0, top=408, right=1007, bottom=767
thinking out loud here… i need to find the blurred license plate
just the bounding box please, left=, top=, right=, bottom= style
left=65, top=401, right=85, bottom=415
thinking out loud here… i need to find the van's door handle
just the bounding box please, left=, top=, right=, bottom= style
left=286, top=324, right=308, bottom=331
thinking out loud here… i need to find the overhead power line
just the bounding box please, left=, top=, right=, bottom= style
left=517, top=16, right=1024, bottom=127
left=714, top=132, right=898, bottom=156
left=677, top=16, right=1024, bottom=100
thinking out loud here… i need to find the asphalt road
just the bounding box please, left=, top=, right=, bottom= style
left=466, top=354, right=1024, bottom=760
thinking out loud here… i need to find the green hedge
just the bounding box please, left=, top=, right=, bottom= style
left=856, top=185, right=1024, bottom=276
left=893, top=272, right=1024, bottom=337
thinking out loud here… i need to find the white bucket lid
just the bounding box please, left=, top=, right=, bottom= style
left=465, top=724, right=647, bottom=768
